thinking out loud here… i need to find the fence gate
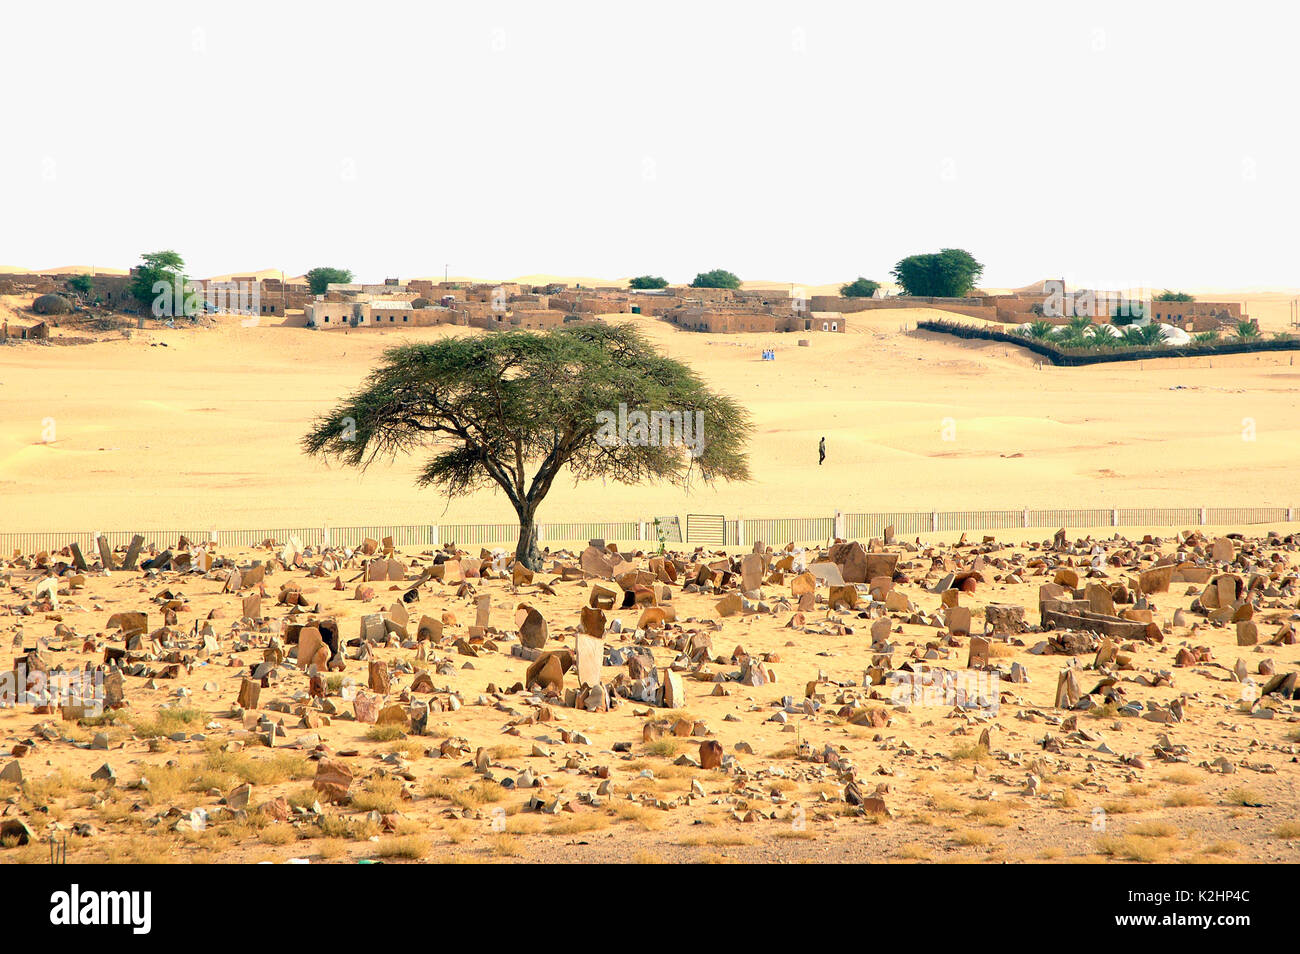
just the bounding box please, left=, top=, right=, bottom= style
left=685, top=513, right=727, bottom=547
left=653, top=515, right=683, bottom=543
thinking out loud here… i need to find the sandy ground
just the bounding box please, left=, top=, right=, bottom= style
left=0, top=529, right=1297, bottom=865
left=1, top=298, right=1298, bottom=534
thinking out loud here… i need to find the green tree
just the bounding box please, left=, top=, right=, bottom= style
left=1121, top=324, right=1163, bottom=347
left=1155, top=290, right=1194, bottom=302
left=130, top=250, right=190, bottom=314
left=890, top=249, right=983, bottom=297
left=66, top=274, right=94, bottom=300
left=302, top=323, right=752, bottom=569
left=1090, top=328, right=1121, bottom=349
left=840, top=277, right=881, bottom=298
left=1234, top=319, right=1260, bottom=340
left=690, top=269, right=741, bottom=290
left=1023, top=320, right=1054, bottom=341
left=628, top=275, right=669, bottom=290
left=305, top=267, right=355, bottom=296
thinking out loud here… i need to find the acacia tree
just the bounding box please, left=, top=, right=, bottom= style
left=130, top=250, right=188, bottom=312
left=305, top=266, right=354, bottom=295
left=690, top=269, right=741, bottom=289
left=302, top=323, right=752, bottom=569
left=891, top=249, right=983, bottom=297
left=628, top=275, right=668, bottom=289
left=840, top=277, right=881, bottom=298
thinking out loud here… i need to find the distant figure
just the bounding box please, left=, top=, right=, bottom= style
left=818, top=436, right=826, bottom=466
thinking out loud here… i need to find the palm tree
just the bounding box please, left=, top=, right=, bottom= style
left=1140, top=324, right=1165, bottom=346
left=1118, top=324, right=1162, bottom=348
left=1234, top=319, right=1260, bottom=340
left=1066, top=315, right=1093, bottom=336
left=1120, top=325, right=1148, bottom=347
left=1194, top=331, right=1220, bottom=345
left=1024, top=320, right=1055, bottom=340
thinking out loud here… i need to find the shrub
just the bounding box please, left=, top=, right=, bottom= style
left=920, top=318, right=1300, bottom=367
left=840, top=277, right=881, bottom=298
left=32, top=294, right=72, bottom=315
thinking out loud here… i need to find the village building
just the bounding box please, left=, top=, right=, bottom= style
left=809, top=283, right=1247, bottom=332
left=0, top=318, right=50, bottom=341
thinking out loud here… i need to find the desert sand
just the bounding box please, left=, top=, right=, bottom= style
left=1, top=295, right=1298, bottom=535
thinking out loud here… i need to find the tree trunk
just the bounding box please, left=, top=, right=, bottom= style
left=515, top=509, right=542, bottom=571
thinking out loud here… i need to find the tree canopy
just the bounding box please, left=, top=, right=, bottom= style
left=65, top=274, right=95, bottom=299
left=628, top=275, right=669, bottom=290
left=130, top=250, right=189, bottom=314
left=840, top=277, right=881, bottom=298
left=302, top=323, right=752, bottom=568
left=1155, top=290, right=1194, bottom=302
left=690, top=269, right=741, bottom=290
left=890, top=249, right=983, bottom=297
left=306, top=267, right=355, bottom=295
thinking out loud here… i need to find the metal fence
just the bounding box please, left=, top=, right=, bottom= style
left=2, top=504, right=1295, bottom=557
left=740, top=516, right=836, bottom=546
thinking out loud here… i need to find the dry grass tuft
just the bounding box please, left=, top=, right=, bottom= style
left=1096, top=834, right=1177, bottom=862
left=372, top=835, right=432, bottom=859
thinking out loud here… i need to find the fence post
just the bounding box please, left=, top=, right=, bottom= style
left=1111, top=508, right=1118, bottom=527
left=736, top=516, right=744, bottom=548
left=1022, top=508, right=1029, bottom=528
left=430, top=524, right=439, bottom=546
left=322, top=525, right=330, bottom=546
left=1289, top=507, right=1294, bottom=522
left=834, top=510, right=844, bottom=539
left=931, top=511, right=939, bottom=533
left=639, top=520, right=645, bottom=541
left=1200, top=507, right=1207, bottom=525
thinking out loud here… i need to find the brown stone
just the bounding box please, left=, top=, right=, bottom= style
left=313, top=758, right=354, bottom=803
left=368, top=659, right=390, bottom=694
left=699, top=740, right=723, bottom=769
left=236, top=677, right=260, bottom=710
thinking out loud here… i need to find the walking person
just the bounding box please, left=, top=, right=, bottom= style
left=818, top=436, right=826, bottom=466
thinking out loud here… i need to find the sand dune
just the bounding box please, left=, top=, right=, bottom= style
left=0, top=265, right=129, bottom=276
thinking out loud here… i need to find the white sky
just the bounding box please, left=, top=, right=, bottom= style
left=4, top=0, right=1298, bottom=290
